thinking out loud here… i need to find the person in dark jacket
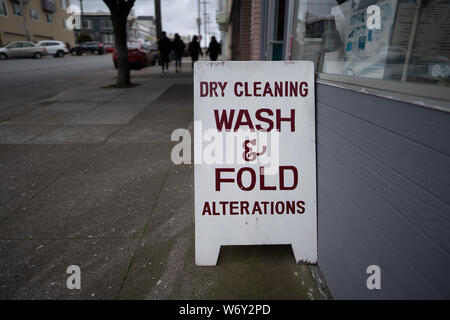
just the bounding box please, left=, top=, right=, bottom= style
left=158, top=31, right=172, bottom=72
left=172, top=33, right=185, bottom=73
left=206, top=36, right=221, bottom=61
left=188, top=35, right=203, bottom=69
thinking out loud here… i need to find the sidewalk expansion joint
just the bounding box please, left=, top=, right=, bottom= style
left=116, top=114, right=192, bottom=298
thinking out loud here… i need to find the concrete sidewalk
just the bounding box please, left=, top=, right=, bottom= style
left=0, top=64, right=329, bottom=299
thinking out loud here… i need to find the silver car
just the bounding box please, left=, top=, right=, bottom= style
left=0, top=41, right=47, bottom=60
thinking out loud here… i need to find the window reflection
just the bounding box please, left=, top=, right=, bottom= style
left=291, top=0, right=450, bottom=86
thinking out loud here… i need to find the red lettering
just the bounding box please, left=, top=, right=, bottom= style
left=276, top=201, right=285, bottom=214
left=263, top=82, right=273, bottom=96
left=214, top=109, right=294, bottom=132
left=253, top=82, right=262, bottom=97
left=218, top=81, right=228, bottom=97
left=237, top=167, right=256, bottom=191
left=276, top=109, right=295, bottom=131
left=210, top=82, right=218, bottom=97
left=252, top=202, right=262, bottom=215
left=202, top=202, right=211, bottom=215
left=212, top=202, right=220, bottom=215
left=296, top=201, right=305, bottom=214
left=214, top=109, right=235, bottom=131
left=234, top=82, right=243, bottom=97
left=244, top=82, right=251, bottom=97
left=241, top=201, right=250, bottom=215
left=230, top=201, right=239, bottom=215
left=300, top=82, right=308, bottom=97
left=255, top=109, right=274, bottom=131
left=286, top=201, right=296, bottom=214
left=235, top=109, right=254, bottom=131
left=200, top=81, right=208, bottom=97
left=219, top=201, right=227, bottom=215
left=274, top=82, right=282, bottom=96
left=215, top=168, right=235, bottom=191
left=289, top=82, right=298, bottom=97
left=260, top=167, right=276, bottom=190
left=280, top=166, right=298, bottom=190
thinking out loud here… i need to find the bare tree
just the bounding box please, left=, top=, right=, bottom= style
left=103, top=0, right=136, bottom=87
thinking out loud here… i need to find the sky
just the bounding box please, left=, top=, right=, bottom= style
left=72, top=0, right=219, bottom=44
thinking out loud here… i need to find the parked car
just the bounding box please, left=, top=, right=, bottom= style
left=149, top=44, right=159, bottom=64
left=70, top=42, right=104, bottom=55
left=36, top=40, right=69, bottom=57
left=104, top=44, right=115, bottom=53
left=0, top=41, right=47, bottom=59
left=112, top=42, right=156, bottom=69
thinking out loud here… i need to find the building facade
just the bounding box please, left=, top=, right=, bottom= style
left=136, top=15, right=156, bottom=44
left=73, top=12, right=114, bottom=44
left=0, top=0, right=75, bottom=46
left=74, top=12, right=154, bottom=45
left=221, top=0, right=450, bottom=299
left=216, top=0, right=231, bottom=59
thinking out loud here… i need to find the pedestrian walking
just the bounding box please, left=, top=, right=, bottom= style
left=206, top=36, right=221, bottom=61
left=188, top=35, right=203, bottom=69
left=172, top=33, right=185, bottom=73
left=158, top=31, right=172, bottom=72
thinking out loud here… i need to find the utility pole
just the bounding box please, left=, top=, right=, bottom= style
left=155, top=0, right=162, bottom=38
left=79, top=0, right=84, bottom=34
left=196, top=0, right=201, bottom=37
left=19, top=0, right=31, bottom=41
left=200, top=0, right=209, bottom=48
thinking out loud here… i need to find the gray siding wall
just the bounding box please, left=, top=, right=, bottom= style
left=316, top=83, right=450, bottom=299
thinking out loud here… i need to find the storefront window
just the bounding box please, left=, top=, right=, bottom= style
left=291, top=0, right=450, bottom=88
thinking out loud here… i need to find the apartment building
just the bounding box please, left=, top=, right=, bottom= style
left=0, top=0, right=75, bottom=46
left=136, top=16, right=157, bottom=44
left=74, top=12, right=154, bottom=45
left=73, top=11, right=115, bottom=44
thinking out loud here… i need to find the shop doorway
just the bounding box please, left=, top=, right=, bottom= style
left=264, top=0, right=287, bottom=61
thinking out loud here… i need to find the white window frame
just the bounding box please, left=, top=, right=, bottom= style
left=30, top=8, right=39, bottom=21
left=60, top=0, right=67, bottom=10
left=0, top=1, right=8, bottom=17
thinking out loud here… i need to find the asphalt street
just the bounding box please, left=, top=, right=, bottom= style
left=0, top=54, right=113, bottom=89
left=0, top=54, right=116, bottom=121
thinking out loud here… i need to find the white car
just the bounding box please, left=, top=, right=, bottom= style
left=36, top=40, right=69, bottom=58
left=0, top=41, right=47, bottom=59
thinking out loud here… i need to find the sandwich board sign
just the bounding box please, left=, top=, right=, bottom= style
left=194, top=61, right=316, bottom=266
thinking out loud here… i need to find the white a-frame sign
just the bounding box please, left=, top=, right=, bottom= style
left=194, top=61, right=317, bottom=266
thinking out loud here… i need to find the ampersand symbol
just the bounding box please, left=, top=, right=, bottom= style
left=243, top=139, right=267, bottom=162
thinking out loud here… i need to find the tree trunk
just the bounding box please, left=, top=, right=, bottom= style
left=112, top=14, right=131, bottom=87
